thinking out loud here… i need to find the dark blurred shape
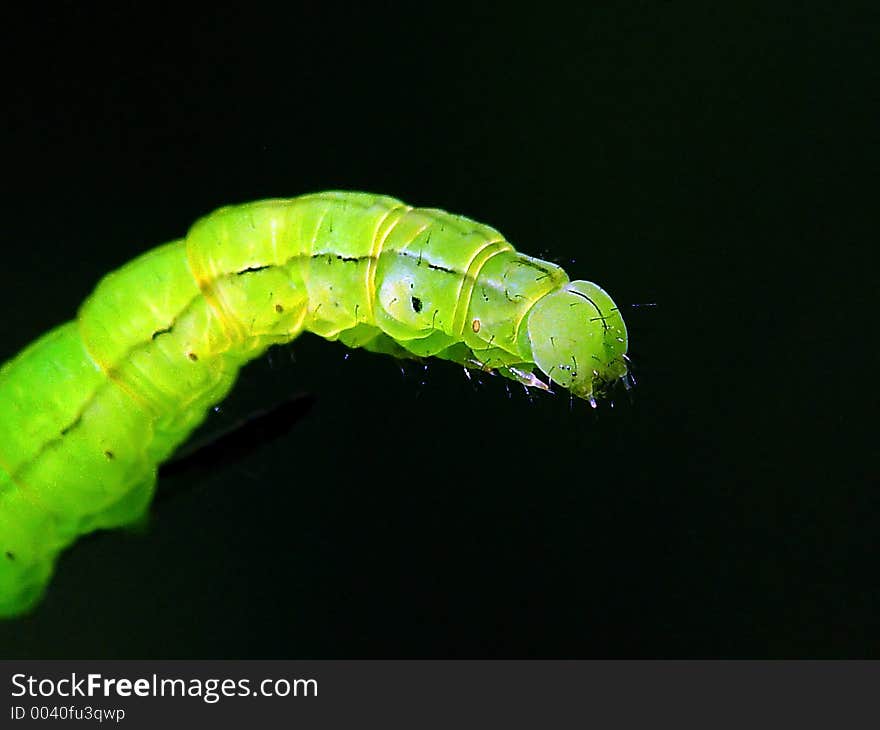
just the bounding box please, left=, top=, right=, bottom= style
left=157, top=393, right=316, bottom=501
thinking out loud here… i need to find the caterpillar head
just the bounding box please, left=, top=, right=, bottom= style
left=526, top=280, right=628, bottom=402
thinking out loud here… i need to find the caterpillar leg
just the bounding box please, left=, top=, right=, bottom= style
left=0, top=471, right=158, bottom=618
left=337, top=324, right=420, bottom=361
left=0, top=471, right=58, bottom=617
left=505, top=366, right=553, bottom=393
left=84, top=472, right=158, bottom=533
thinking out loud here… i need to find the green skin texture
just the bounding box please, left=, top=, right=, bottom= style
left=0, top=191, right=628, bottom=617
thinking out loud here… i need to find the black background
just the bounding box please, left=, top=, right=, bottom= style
left=0, top=4, right=875, bottom=657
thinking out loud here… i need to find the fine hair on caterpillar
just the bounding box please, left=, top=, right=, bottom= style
left=0, top=190, right=629, bottom=617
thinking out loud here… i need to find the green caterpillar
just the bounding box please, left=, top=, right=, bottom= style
left=0, top=191, right=628, bottom=617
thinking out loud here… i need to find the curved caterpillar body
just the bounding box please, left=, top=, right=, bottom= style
left=0, top=191, right=628, bottom=617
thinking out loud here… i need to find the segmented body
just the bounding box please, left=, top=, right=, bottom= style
left=0, top=191, right=628, bottom=617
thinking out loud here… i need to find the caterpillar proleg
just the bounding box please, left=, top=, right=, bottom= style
left=0, top=191, right=628, bottom=617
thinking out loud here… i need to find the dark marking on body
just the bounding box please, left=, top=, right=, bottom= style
left=411, top=296, right=423, bottom=313
left=508, top=260, right=552, bottom=283
left=60, top=415, right=82, bottom=436
left=515, top=260, right=552, bottom=276
left=400, top=250, right=459, bottom=276
left=5, top=551, right=14, bottom=561
left=104, top=450, right=114, bottom=460
left=236, top=264, right=270, bottom=275
left=152, top=325, right=173, bottom=340
left=569, top=289, right=610, bottom=331
left=187, top=352, right=199, bottom=362
left=275, top=303, right=284, bottom=313
left=416, top=231, right=433, bottom=262
left=569, top=289, right=602, bottom=314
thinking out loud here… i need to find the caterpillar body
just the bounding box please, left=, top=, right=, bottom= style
left=0, top=191, right=628, bottom=617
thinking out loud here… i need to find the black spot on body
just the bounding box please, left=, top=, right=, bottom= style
left=5, top=551, right=14, bottom=560
left=411, top=296, right=423, bottom=313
